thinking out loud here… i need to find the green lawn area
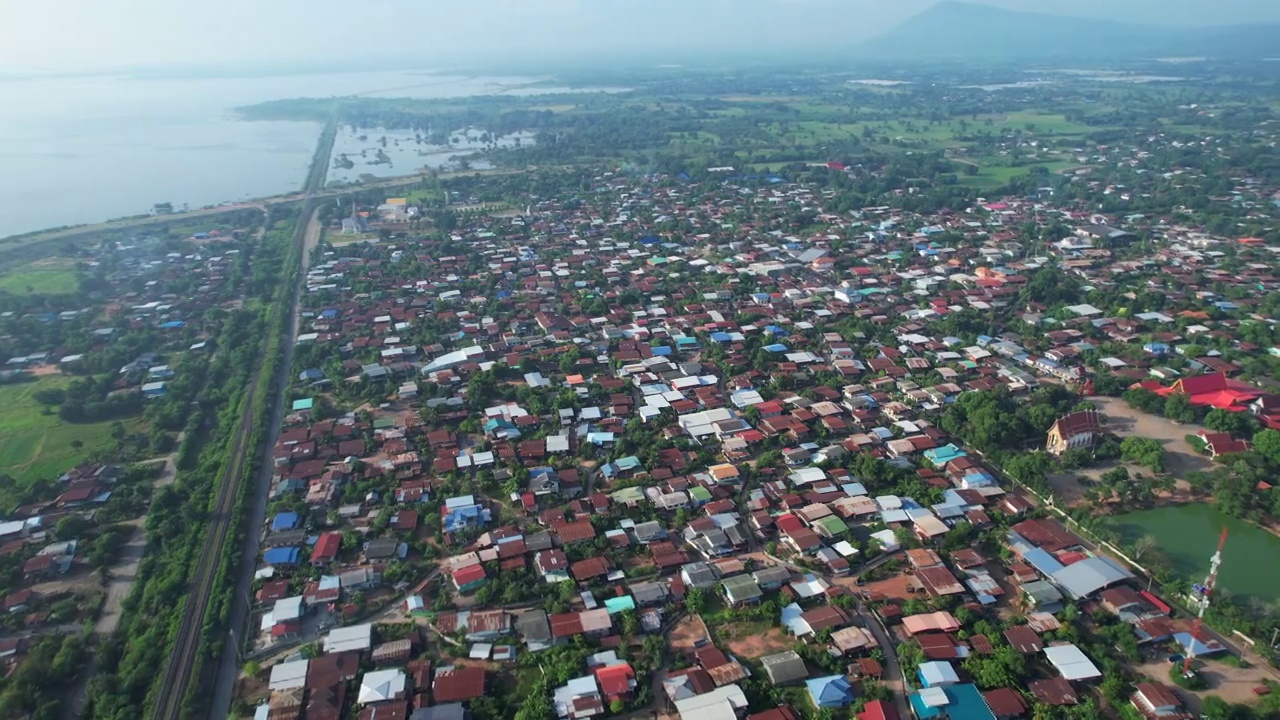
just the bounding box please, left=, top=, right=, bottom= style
left=747, top=161, right=805, bottom=172
left=757, top=119, right=976, bottom=150
left=0, top=376, right=129, bottom=484
left=966, top=164, right=1031, bottom=188
left=0, top=259, right=79, bottom=296
left=771, top=121, right=865, bottom=143
left=402, top=187, right=443, bottom=204
left=954, top=158, right=1077, bottom=189
left=667, top=130, right=722, bottom=149
left=1001, top=111, right=1096, bottom=136
left=511, top=667, right=543, bottom=698
left=526, top=103, right=577, bottom=113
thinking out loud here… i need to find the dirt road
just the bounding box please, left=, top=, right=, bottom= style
left=94, top=449, right=181, bottom=636
left=62, top=439, right=182, bottom=720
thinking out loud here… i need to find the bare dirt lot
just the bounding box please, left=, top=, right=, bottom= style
left=721, top=623, right=791, bottom=659
left=668, top=614, right=710, bottom=654
left=856, top=573, right=917, bottom=603
left=1046, top=471, right=1091, bottom=506
left=1045, top=396, right=1217, bottom=507
left=1090, top=396, right=1214, bottom=477
left=1134, top=657, right=1275, bottom=711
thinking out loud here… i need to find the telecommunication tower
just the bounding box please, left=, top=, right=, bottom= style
left=1181, top=528, right=1227, bottom=676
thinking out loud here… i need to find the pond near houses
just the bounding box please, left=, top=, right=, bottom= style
left=1110, top=504, right=1280, bottom=604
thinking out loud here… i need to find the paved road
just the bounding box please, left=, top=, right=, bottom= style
left=96, top=446, right=183, bottom=636
left=153, top=116, right=336, bottom=720
left=206, top=186, right=327, bottom=716
left=1, top=167, right=526, bottom=251
left=208, top=209, right=321, bottom=719
left=860, top=601, right=913, bottom=720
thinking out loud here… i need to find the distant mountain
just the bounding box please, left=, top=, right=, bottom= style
left=859, top=1, right=1280, bottom=61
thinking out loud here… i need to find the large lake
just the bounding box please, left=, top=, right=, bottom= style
left=0, top=70, right=606, bottom=238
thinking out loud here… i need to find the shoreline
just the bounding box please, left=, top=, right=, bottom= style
left=0, top=165, right=532, bottom=250
left=0, top=172, right=421, bottom=248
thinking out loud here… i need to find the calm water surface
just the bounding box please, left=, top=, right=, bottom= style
left=0, top=70, right=602, bottom=237
left=1111, top=504, right=1280, bottom=603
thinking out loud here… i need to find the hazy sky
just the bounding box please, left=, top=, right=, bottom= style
left=3, top=0, right=1278, bottom=73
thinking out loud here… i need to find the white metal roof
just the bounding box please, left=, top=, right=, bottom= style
left=1050, top=556, right=1134, bottom=599
left=1044, top=644, right=1102, bottom=681
left=324, top=623, right=373, bottom=654
left=268, top=659, right=309, bottom=691
left=918, top=661, right=959, bottom=687
left=357, top=669, right=406, bottom=705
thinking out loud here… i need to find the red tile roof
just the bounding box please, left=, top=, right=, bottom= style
left=571, top=557, right=611, bottom=581
left=1004, top=625, right=1043, bottom=654
left=1029, top=678, right=1077, bottom=706
left=451, top=564, right=486, bottom=587
left=594, top=663, right=635, bottom=697
left=312, top=532, right=342, bottom=563
left=432, top=667, right=486, bottom=703
left=983, top=687, right=1027, bottom=717
left=858, top=700, right=899, bottom=720
left=551, top=518, right=597, bottom=544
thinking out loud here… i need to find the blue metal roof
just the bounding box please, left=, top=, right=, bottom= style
left=806, top=676, right=854, bottom=708
left=1023, top=547, right=1065, bottom=576
left=263, top=547, right=301, bottom=565
left=272, top=512, right=300, bottom=532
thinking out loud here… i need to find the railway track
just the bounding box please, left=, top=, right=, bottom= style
left=150, top=375, right=262, bottom=720
left=149, top=112, right=336, bottom=720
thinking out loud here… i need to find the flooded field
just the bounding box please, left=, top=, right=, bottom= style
left=326, top=127, right=536, bottom=183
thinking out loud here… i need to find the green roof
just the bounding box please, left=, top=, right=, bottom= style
left=721, top=574, right=762, bottom=600
left=815, top=515, right=848, bottom=536
left=373, top=417, right=396, bottom=429
left=688, top=486, right=713, bottom=502
left=611, top=486, right=646, bottom=504
left=292, top=398, right=314, bottom=411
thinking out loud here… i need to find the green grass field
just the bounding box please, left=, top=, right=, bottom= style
left=0, top=259, right=80, bottom=296
left=401, top=187, right=443, bottom=205
left=0, top=376, right=127, bottom=483
left=1000, top=111, right=1095, bottom=136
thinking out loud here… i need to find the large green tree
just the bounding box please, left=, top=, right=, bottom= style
left=1121, top=436, right=1165, bottom=473
left=1203, top=409, right=1257, bottom=438
left=1164, top=392, right=1197, bottom=424
left=1253, top=429, right=1280, bottom=467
